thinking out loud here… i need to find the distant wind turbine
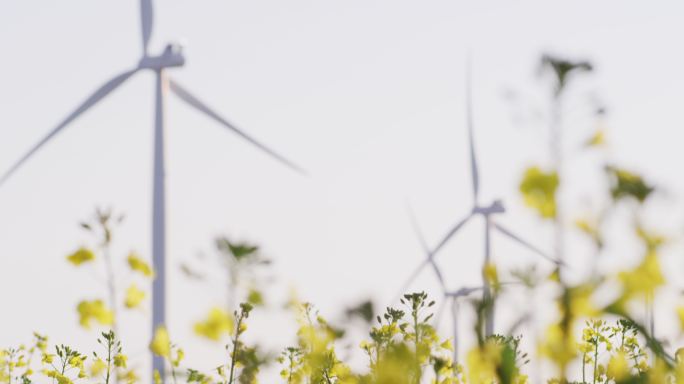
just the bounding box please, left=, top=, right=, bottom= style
left=0, top=0, right=305, bottom=379
left=397, top=59, right=561, bottom=339
left=403, top=205, right=520, bottom=365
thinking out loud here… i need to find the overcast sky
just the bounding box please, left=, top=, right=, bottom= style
left=2, top=0, right=684, bottom=380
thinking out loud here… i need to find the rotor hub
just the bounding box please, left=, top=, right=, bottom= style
left=473, top=199, right=505, bottom=215
left=139, top=43, right=186, bottom=70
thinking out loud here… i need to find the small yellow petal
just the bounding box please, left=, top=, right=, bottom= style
left=127, top=252, right=154, bottom=278
left=114, top=354, right=127, bottom=369
left=150, top=326, right=171, bottom=358
left=67, top=247, right=95, bottom=266
left=193, top=307, right=234, bottom=341
left=124, top=284, right=146, bottom=309
left=519, top=166, right=558, bottom=219
left=76, top=300, right=114, bottom=329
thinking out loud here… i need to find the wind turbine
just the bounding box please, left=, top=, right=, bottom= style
left=0, top=0, right=304, bottom=379
left=403, top=205, right=520, bottom=365
left=398, top=61, right=561, bottom=339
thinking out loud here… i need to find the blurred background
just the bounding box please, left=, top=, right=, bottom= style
left=2, top=0, right=684, bottom=380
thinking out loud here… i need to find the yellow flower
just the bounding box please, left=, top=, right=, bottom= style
left=677, top=307, right=684, bottom=332
left=68, top=355, right=84, bottom=370
left=568, top=284, right=599, bottom=318
left=607, top=352, right=629, bottom=381
left=538, top=323, right=577, bottom=368
left=153, top=369, right=162, bottom=384
left=466, top=343, right=502, bottom=384
left=519, top=166, right=558, bottom=219
left=483, top=263, right=499, bottom=290
left=118, top=368, right=139, bottom=384
left=114, top=353, right=127, bottom=369
left=124, top=284, right=145, bottom=309
left=585, top=129, right=605, bottom=147
left=34, top=333, right=48, bottom=352
left=618, top=251, right=665, bottom=302
left=90, top=358, right=107, bottom=377
left=127, top=253, right=154, bottom=278
left=150, top=326, right=171, bottom=358
left=440, top=339, right=453, bottom=351
left=41, top=353, right=54, bottom=364
left=66, top=247, right=95, bottom=266
left=76, top=300, right=114, bottom=328
left=193, top=307, right=234, bottom=341
left=172, top=348, right=184, bottom=368
left=46, top=370, right=74, bottom=384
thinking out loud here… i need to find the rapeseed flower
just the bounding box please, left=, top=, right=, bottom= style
left=66, top=247, right=95, bottom=266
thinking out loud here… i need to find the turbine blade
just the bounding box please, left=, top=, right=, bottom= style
left=168, top=79, right=307, bottom=175
left=465, top=56, right=480, bottom=203
left=431, top=213, right=472, bottom=256
left=0, top=69, right=137, bottom=187
left=141, top=0, right=153, bottom=55
left=430, top=259, right=446, bottom=291
left=493, top=222, right=562, bottom=265
left=406, top=202, right=430, bottom=254
left=405, top=203, right=447, bottom=291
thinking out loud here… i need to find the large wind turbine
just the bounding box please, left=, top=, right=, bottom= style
left=0, top=0, right=304, bottom=379
left=398, top=61, right=561, bottom=338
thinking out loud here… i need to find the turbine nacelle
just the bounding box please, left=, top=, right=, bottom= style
left=139, top=43, right=186, bottom=70
left=472, top=199, right=505, bottom=216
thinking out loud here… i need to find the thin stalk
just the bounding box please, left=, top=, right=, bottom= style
left=228, top=314, right=244, bottom=384
left=102, top=246, right=118, bottom=335
left=550, top=96, right=565, bottom=279
left=413, top=308, right=421, bottom=384
left=170, top=360, right=178, bottom=384
left=287, top=355, right=294, bottom=384
left=592, top=341, right=599, bottom=384
left=102, top=246, right=119, bottom=384
left=8, top=351, right=13, bottom=384
left=323, top=370, right=333, bottom=384
left=105, top=338, right=113, bottom=384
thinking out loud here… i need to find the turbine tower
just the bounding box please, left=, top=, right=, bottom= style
left=398, top=60, right=561, bottom=339
left=0, top=0, right=304, bottom=379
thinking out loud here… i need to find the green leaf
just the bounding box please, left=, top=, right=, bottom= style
left=215, top=237, right=259, bottom=261
left=606, top=166, right=654, bottom=203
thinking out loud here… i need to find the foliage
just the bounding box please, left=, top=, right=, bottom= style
left=4, top=53, right=684, bottom=384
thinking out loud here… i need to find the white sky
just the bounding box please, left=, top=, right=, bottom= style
left=2, top=0, right=684, bottom=381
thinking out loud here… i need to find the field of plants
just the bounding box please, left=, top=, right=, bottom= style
left=2, top=45, right=684, bottom=384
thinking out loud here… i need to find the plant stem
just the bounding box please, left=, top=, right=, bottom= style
left=105, top=337, right=112, bottom=384
left=170, top=358, right=178, bottom=384
left=592, top=342, right=599, bottom=384
left=8, top=351, right=13, bottom=384
left=228, top=314, right=243, bottom=384
left=413, top=308, right=420, bottom=384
